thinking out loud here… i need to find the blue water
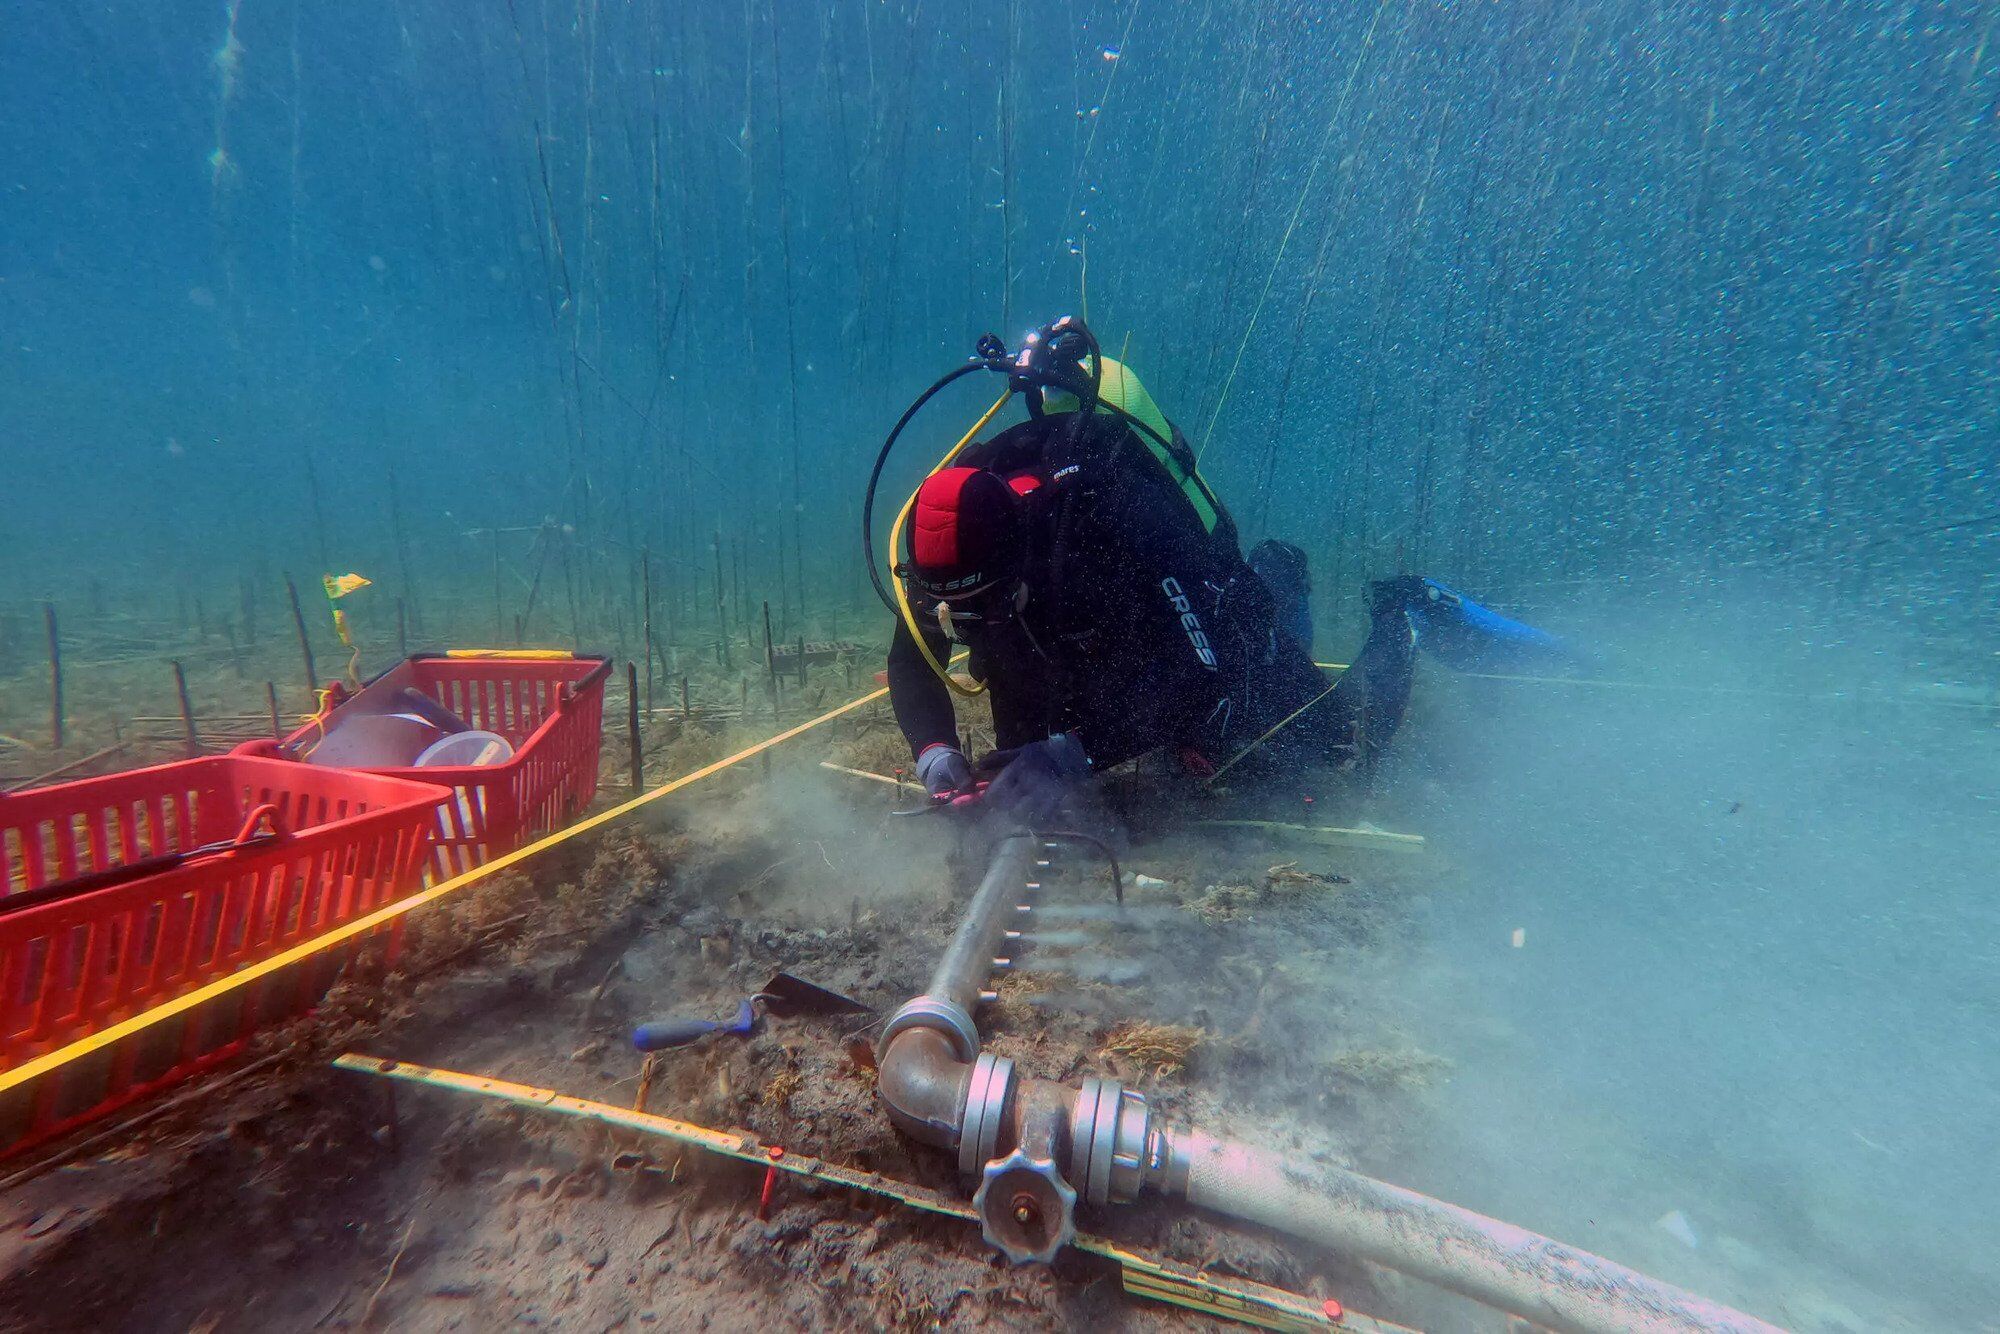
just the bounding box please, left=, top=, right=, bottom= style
left=2, top=2, right=1995, bottom=1328
left=1382, top=597, right=2000, bottom=1327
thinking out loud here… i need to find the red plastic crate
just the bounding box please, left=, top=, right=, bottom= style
left=255, top=653, right=611, bottom=880
left=0, top=755, right=448, bottom=1155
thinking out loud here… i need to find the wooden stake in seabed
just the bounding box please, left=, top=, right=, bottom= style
left=283, top=575, right=317, bottom=701
left=171, top=661, right=199, bottom=756
left=626, top=662, right=644, bottom=792
left=238, top=573, right=258, bottom=646
left=42, top=602, right=62, bottom=751
left=492, top=531, right=505, bottom=643
left=387, top=463, right=419, bottom=638
left=762, top=599, right=776, bottom=682
left=712, top=534, right=730, bottom=669
left=641, top=550, right=655, bottom=713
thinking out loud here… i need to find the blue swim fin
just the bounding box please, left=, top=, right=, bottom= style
left=1373, top=577, right=1573, bottom=673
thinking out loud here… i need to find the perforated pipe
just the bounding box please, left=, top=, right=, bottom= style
left=928, top=835, right=1040, bottom=1014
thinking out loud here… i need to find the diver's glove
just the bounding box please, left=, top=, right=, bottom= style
left=1373, top=576, right=1573, bottom=672
left=976, top=732, right=1090, bottom=827
left=915, top=743, right=973, bottom=798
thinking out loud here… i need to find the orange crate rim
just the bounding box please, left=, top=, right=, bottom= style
left=255, top=652, right=612, bottom=880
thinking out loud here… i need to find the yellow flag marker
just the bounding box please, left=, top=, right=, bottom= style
left=320, top=572, right=372, bottom=685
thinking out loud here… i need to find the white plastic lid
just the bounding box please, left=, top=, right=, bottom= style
left=413, top=730, right=514, bottom=768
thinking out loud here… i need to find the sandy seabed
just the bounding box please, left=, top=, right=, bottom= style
left=0, top=738, right=1476, bottom=1333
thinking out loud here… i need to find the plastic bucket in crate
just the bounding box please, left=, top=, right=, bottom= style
left=0, top=754, right=449, bottom=1155
left=253, top=652, right=611, bottom=879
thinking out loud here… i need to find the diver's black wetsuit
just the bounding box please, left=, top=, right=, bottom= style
left=888, top=411, right=1411, bottom=775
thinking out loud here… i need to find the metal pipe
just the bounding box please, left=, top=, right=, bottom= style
left=875, top=1025, right=970, bottom=1149
left=1179, top=1133, right=1780, bottom=1334
left=927, top=835, right=1039, bottom=1013
left=876, top=835, right=1039, bottom=1153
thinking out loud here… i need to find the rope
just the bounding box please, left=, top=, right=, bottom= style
left=1202, top=675, right=1346, bottom=786
left=293, top=685, right=340, bottom=758
left=1070, top=0, right=1143, bottom=316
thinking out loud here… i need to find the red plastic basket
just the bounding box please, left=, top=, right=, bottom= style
left=0, top=755, right=448, bottom=1155
left=258, top=653, right=611, bottom=880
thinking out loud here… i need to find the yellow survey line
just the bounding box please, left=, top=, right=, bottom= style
left=1454, top=668, right=2000, bottom=709
left=335, top=1054, right=760, bottom=1160
left=817, top=760, right=909, bottom=791
left=0, top=677, right=909, bottom=1096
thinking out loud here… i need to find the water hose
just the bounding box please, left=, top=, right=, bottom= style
left=1179, top=1134, right=1776, bottom=1334
left=860, top=360, right=998, bottom=613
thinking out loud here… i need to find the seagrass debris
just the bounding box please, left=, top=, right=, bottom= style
left=1099, top=1020, right=1204, bottom=1079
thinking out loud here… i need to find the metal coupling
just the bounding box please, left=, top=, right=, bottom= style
left=1145, top=1123, right=1200, bottom=1199
left=956, top=1052, right=1016, bottom=1177
left=1067, top=1077, right=1159, bottom=1205
left=877, top=994, right=979, bottom=1064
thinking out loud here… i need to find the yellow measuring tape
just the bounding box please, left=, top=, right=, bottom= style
left=334, top=1053, right=1402, bottom=1333
left=1191, top=819, right=1425, bottom=853
left=0, top=674, right=921, bottom=1097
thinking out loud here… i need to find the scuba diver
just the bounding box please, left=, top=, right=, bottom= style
left=866, top=316, right=1569, bottom=827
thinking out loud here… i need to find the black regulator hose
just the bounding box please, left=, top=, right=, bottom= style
left=861, top=358, right=1009, bottom=613
left=1019, top=319, right=1191, bottom=474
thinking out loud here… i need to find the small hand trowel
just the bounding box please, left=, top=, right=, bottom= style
left=631, top=971, right=870, bottom=1052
